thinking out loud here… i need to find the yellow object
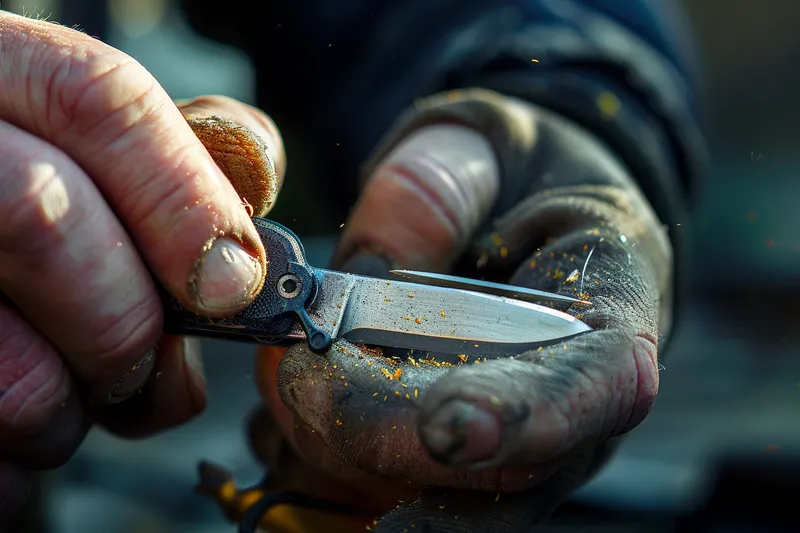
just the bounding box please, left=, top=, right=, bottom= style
left=596, top=91, right=621, bottom=119
left=195, top=462, right=375, bottom=533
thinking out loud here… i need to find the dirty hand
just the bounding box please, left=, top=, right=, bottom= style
left=252, top=90, right=673, bottom=531
left=0, top=12, right=284, bottom=517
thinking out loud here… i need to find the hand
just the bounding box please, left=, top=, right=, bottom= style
left=0, top=12, right=286, bottom=518
left=251, top=90, right=672, bottom=531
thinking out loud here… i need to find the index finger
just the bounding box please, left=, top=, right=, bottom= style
left=0, top=13, right=266, bottom=313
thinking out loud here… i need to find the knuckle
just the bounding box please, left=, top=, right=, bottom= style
left=0, top=14, right=151, bottom=139
left=119, top=141, right=211, bottom=231
left=51, top=52, right=162, bottom=141
left=0, top=145, right=81, bottom=255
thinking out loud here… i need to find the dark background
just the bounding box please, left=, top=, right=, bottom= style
left=2, top=0, right=799, bottom=531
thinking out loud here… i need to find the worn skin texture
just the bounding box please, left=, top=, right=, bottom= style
left=230, top=90, right=674, bottom=532
left=186, top=116, right=281, bottom=218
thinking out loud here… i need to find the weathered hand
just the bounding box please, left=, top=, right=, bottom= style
left=252, top=90, right=672, bottom=531
left=0, top=11, right=286, bottom=518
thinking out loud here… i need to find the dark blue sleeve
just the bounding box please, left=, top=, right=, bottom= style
left=181, top=0, right=705, bottom=230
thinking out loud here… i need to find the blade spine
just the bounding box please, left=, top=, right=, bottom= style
left=390, top=269, right=590, bottom=305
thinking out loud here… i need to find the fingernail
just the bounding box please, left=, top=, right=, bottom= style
left=194, top=237, right=263, bottom=313
left=106, top=346, right=157, bottom=404
left=337, top=246, right=393, bottom=278
left=420, top=400, right=503, bottom=466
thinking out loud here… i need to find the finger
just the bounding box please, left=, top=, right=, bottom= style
left=416, top=329, right=658, bottom=469
left=0, top=300, right=88, bottom=470
left=268, top=342, right=549, bottom=493
left=0, top=118, right=163, bottom=400
left=332, top=124, right=500, bottom=274
left=101, top=99, right=284, bottom=423
left=0, top=12, right=266, bottom=316
left=0, top=462, right=30, bottom=521
left=95, top=335, right=206, bottom=438
left=177, top=95, right=287, bottom=216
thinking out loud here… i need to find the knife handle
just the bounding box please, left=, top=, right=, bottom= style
left=161, top=218, right=332, bottom=353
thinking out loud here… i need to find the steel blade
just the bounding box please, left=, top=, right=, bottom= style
left=295, top=270, right=591, bottom=358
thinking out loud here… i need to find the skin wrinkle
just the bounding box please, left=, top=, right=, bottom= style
left=39, top=49, right=137, bottom=140
left=1, top=353, right=66, bottom=437
left=75, top=293, right=160, bottom=371
left=0, top=352, right=47, bottom=433
left=118, top=143, right=211, bottom=231
left=63, top=60, right=156, bottom=137
left=553, top=363, right=601, bottom=451
left=382, top=163, right=462, bottom=237
left=620, top=336, right=659, bottom=433
left=513, top=255, right=657, bottom=436
left=488, top=360, right=591, bottom=464
left=620, top=342, right=648, bottom=434
left=9, top=360, right=59, bottom=430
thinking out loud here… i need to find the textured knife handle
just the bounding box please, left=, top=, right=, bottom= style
left=162, top=218, right=332, bottom=352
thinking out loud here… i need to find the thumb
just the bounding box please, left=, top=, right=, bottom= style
left=332, top=124, right=500, bottom=275
left=176, top=95, right=287, bottom=216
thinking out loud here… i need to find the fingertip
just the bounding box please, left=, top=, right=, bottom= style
left=178, top=95, right=286, bottom=213
left=419, top=399, right=503, bottom=467
left=105, top=345, right=158, bottom=405
left=622, top=336, right=660, bottom=432
left=417, top=361, right=547, bottom=468
left=131, top=154, right=267, bottom=318
left=97, top=335, right=207, bottom=438
left=186, top=115, right=281, bottom=217
left=189, top=235, right=265, bottom=316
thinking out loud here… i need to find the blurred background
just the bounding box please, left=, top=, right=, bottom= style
left=2, top=0, right=799, bottom=531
